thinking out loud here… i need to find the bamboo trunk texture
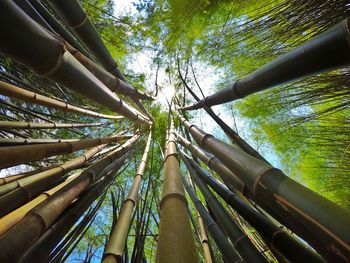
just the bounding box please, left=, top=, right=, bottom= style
left=156, top=120, right=197, bottom=263
left=184, top=153, right=325, bottom=263
left=68, top=46, right=155, bottom=101
left=182, top=18, right=350, bottom=110
left=0, top=120, right=107, bottom=130
left=103, top=131, right=152, bottom=263
left=178, top=113, right=350, bottom=262
left=0, top=1, right=150, bottom=124
left=0, top=133, right=140, bottom=262
left=19, top=162, right=125, bottom=262
left=47, top=0, right=124, bottom=79
left=0, top=80, right=123, bottom=120
left=0, top=134, right=130, bottom=169
left=197, top=212, right=213, bottom=263
left=182, top=176, right=243, bottom=263
left=0, top=172, right=80, bottom=236
left=0, top=141, right=116, bottom=216
left=181, top=152, right=268, bottom=263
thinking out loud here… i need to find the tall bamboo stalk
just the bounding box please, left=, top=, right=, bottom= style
left=103, top=130, right=152, bottom=263
left=183, top=18, right=350, bottom=110
left=0, top=172, right=80, bottom=236
left=47, top=0, right=124, bottom=79
left=0, top=80, right=123, bottom=120
left=178, top=112, right=350, bottom=262
left=0, top=140, right=121, bottom=216
left=0, top=1, right=150, bottom=124
left=156, top=119, right=197, bottom=263
left=183, top=175, right=243, bottom=263
left=0, top=133, right=130, bottom=169
left=0, top=120, right=107, bottom=130
left=181, top=151, right=267, bottom=263
left=184, top=153, right=326, bottom=263
left=0, top=133, right=140, bottom=261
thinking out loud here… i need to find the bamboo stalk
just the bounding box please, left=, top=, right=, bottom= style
left=0, top=133, right=130, bottom=169
left=0, top=80, right=123, bottom=120
left=181, top=151, right=267, bottom=263
left=0, top=140, right=121, bottom=216
left=156, top=119, right=197, bottom=263
left=103, top=130, right=152, bottom=263
left=182, top=18, right=350, bottom=110
left=0, top=1, right=150, bottom=124
left=0, top=172, right=80, bottom=236
left=0, top=133, right=140, bottom=261
left=183, top=176, right=243, bottom=263
left=19, top=161, right=130, bottom=262
left=184, top=153, right=325, bottom=263
left=47, top=0, right=123, bottom=78
left=68, top=46, right=155, bottom=101
left=178, top=112, right=350, bottom=262
left=0, top=120, right=107, bottom=130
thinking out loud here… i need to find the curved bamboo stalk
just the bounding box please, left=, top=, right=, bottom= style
left=185, top=153, right=325, bottom=263
left=178, top=112, right=350, bottom=262
left=183, top=176, right=243, bottom=263
left=0, top=80, right=123, bottom=120
left=0, top=132, right=140, bottom=261
left=68, top=46, right=155, bottom=101
left=0, top=120, right=107, bottom=130
left=103, top=130, right=152, bottom=263
left=0, top=172, right=80, bottom=236
left=0, top=1, right=150, bottom=124
left=182, top=18, right=350, bottom=110
left=181, top=151, right=267, bottom=263
left=156, top=119, right=197, bottom=263
left=0, top=133, right=130, bottom=169
left=0, top=140, right=122, bottom=216
left=47, top=0, right=123, bottom=78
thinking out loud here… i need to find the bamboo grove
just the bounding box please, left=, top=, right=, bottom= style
left=0, top=0, right=349, bottom=262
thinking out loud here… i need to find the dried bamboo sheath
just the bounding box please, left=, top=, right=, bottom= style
left=0, top=80, right=122, bottom=120
left=178, top=113, right=350, bottom=262
left=183, top=18, right=350, bottom=110
left=103, top=131, right=152, bottom=263
left=0, top=0, right=150, bottom=124
left=156, top=120, right=197, bottom=263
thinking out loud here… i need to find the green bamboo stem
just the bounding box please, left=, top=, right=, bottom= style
left=182, top=176, right=243, bottom=263
left=0, top=120, right=107, bottom=130
left=0, top=133, right=131, bottom=169
left=181, top=152, right=268, bottom=263
left=103, top=130, right=152, bottom=263
left=0, top=133, right=140, bottom=261
left=0, top=80, right=123, bottom=120
left=0, top=1, right=150, bottom=124
left=178, top=112, right=350, bottom=262
left=185, top=153, right=326, bottom=263
left=156, top=119, right=197, bottom=263
left=182, top=18, right=350, bottom=110
left=68, top=46, right=155, bottom=101
left=47, top=0, right=123, bottom=78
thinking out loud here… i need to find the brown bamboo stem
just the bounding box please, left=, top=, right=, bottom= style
left=0, top=134, right=131, bottom=169
left=0, top=80, right=122, bottom=120
left=0, top=120, right=108, bottom=130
